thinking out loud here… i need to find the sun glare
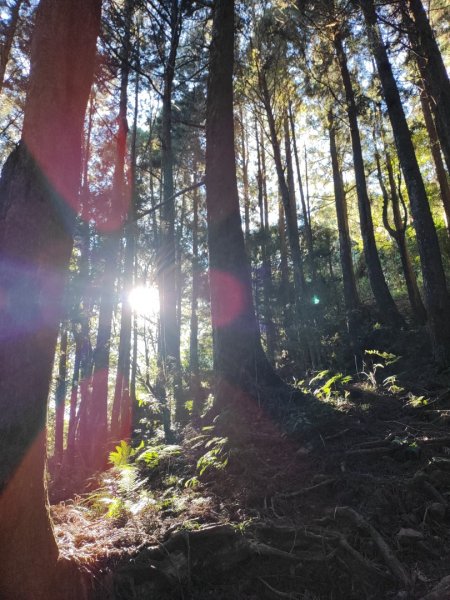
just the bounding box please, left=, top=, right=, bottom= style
left=128, top=285, right=160, bottom=317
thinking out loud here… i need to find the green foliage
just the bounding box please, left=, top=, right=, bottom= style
left=382, top=375, right=404, bottom=394
left=310, top=370, right=352, bottom=401
left=137, top=444, right=182, bottom=469
left=408, top=394, right=428, bottom=408
left=363, top=349, right=400, bottom=387
left=109, top=440, right=144, bottom=467
left=196, top=435, right=229, bottom=476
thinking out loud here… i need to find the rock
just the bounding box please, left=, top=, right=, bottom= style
left=396, top=528, right=424, bottom=545
left=428, top=502, right=446, bottom=520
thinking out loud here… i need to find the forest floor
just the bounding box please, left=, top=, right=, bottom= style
left=51, top=348, right=450, bottom=599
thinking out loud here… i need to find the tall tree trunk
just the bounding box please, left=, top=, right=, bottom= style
left=403, top=0, right=450, bottom=174
left=90, top=0, right=132, bottom=465
left=374, top=147, right=426, bottom=324
left=205, top=0, right=282, bottom=411
left=0, top=0, right=23, bottom=95
left=256, top=119, right=276, bottom=362
left=334, top=30, right=403, bottom=327
left=239, top=104, right=251, bottom=242
left=260, top=72, right=306, bottom=300
left=0, top=0, right=100, bottom=597
left=158, top=0, right=185, bottom=428
left=189, top=167, right=202, bottom=416
left=419, top=86, right=450, bottom=235
left=112, top=44, right=139, bottom=444
left=288, top=102, right=315, bottom=282
left=328, top=110, right=360, bottom=343
left=361, top=0, right=450, bottom=365
left=54, top=324, right=68, bottom=464
left=66, top=328, right=82, bottom=461
left=278, top=194, right=290, bottom=310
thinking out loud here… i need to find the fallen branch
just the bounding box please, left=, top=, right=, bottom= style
left=278, top=478, right=336, bottom=499
left=332, top=507, right=410, bottom=588
left=258, top=577, right=301, bottom=599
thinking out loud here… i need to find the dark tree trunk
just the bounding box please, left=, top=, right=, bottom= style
left=54, top=325, right=68, bottom=463
left=205, top=0, right=282, bottom=409
left=374, top=148, right=426, bottom=324
left=260, top=72, right=306, bottom=300
left=288, top=102, right=315, bottom=283
left=256, top=120, right=276, bottom=362
left=403, top=0, right=450, bottom=174
left=66, top=328, right=82, bottom=460
left=278, top=195, right=290, bottom=310
left=112, top=37, right=139, bottom=444
left=334, top=31, right=403, bottom=327
left=0, top=0, right=101, bottom=597
left=189, top=152, right=202, bottom=416
left=158, top=0, right=185, bottom=427
left=419, top=86, right=450, bottom=236
left=239, top=104, right=251, bottom=242
left=328, top=110, right=360, bottom=341
left=361, top=0, right=450, bottom=365
left=90, top=0, right=133, bottom=465
left=0, top=0, right=23, bottom=95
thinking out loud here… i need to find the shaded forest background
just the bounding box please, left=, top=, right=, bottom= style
left=0, top=0, right=450, bottom=598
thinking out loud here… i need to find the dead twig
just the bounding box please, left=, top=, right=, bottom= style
left=258, top=577, right=301, bottom=599
left=278, top=478, right=336, bottom=499
left=332, top=506, right=411, bottom=588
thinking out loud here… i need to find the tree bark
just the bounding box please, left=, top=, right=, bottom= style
left=260, top=72, right=306, bottom=300
left=158, top=0, right=185, bottom=427
left=403, top=0, right=450, bottom=174
left=328, top=110, right=360, bottom=341
left=112, top=23, right=139, bottom=444
left=374, top=147, right=426, bottom=324
left=360, top=0, right=450, bottom=365
left=205, top=0, right=282, bottom=410
left=0, top=0, right=23, bottom=95
left=54, top=325, right=68, bottom=463
left=90, top=0, right=133, bottom=465
left=189, top=151, right=203, bottom=416
left=334, top=30, right=403, bottom=327
left=288, top=102, right=315, bottom=283
left=0, top=0, right=101, bottom=597
left=419, top=85, right=450, bottom=236
left=256, top=119, right=276, bottom=362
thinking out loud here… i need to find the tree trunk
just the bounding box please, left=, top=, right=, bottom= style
left=189, top=153, right=202, bottom=416
left=256, top=120, right=276, bottom=362
left=334, top=30, right=403, bottom=327
left=112, top=34, right=139, bottom=444
left=419, top=85, right=450, bottom=236
left=288, top=102, right=315, bottom=283
left=0, top=0, right=23, bottom=95
left=205, top=0, right=282, bottom=410
left=374, top=147, right=426, bottom=324
left=158, top=0, right=185, bottom=427
left=278, top=194, right=290, bottom=311
left=0, top=0, right=100, bottom=597
left=239, top=104, right=251, bottom=242
left=361, top=0, right=450, bottom=365
left=54, top=325, right=68, bottom=464
left=260, top=72, right=306, bottom=300
left=91, top=0, right=133, bottom=465
left=403, top=0, right=450, bottom=174
left=328, top=110, right=360, bottom=342
left=66, top=328, right=82, bottom=461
